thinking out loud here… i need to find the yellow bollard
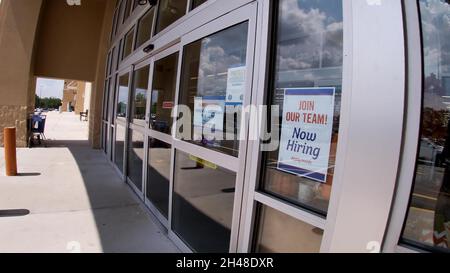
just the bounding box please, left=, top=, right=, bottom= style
left=4, top=127, right=17, bottom=176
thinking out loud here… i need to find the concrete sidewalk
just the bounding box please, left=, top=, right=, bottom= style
left=0, top=112, right=178, bottom=253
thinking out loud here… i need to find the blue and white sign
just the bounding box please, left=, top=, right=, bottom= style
left=225, top=66, right=246, bottom=106
left=277, top=87, right=336, bottom=183
left=193, top=96, right=225, bottom=140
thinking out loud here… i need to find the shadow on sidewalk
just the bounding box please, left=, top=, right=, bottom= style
left=38, top=139, right=175, bottom=253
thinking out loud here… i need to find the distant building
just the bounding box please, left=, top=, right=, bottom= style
left=61, top=80, right=90, bottom=114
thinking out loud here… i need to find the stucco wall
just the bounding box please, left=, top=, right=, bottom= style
left=0, top=0, right=115, bottom=148
left=62, top=89, right=76, bottom=112
left=34, top=0, right=107, bottom=82
left=34, top=0, right=115, bottom=148
left=0, top=0, right=43, bottom=147
left=74, top=81, right=86, bottom=114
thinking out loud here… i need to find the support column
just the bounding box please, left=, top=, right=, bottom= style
left=0, top=0, right=43, bottom=147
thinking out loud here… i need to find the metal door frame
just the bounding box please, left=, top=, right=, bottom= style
left=167, top=2, right=259, bottom=253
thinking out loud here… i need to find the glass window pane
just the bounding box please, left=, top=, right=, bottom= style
left=147, top=138, right=171, bottom=218
left=155, top=0, right=188, bottom=34
left=172, top=150, right=236, bottom=252
left=132, top=0, right=139, bottom=11
left=102, top=123, right=108, bottom=153
left=113, top=0, right=123, bottom=37
left=110, top=49, right=115, bottom=75
left=115, top=124, right=126, bottom=172
left=123, top=0, right=133, bottom=23
left=117, top=73, right=129, bottom=119
left=111, top=8, right=118, bottom=41
left=106, top=52, right=112, bottom=76
left=109, top=47, right=116, bottom=75
left=131, top=65, right=149, bottom=122
left=150, top=52, right=179, bottom=134
left=401, top=0, right=450, bottom=252
left=191, top=0, right=207, bottom=10
left=136, top=8, right=155, bottom=49
left=111, top=75, right=118, bottom=124
left=110, top=126, right=115, bottom=161
left=127, top=129, right=144, bottom=191
left=177, top=22, right=249, bottom=157
left=102, top=79, right=110, bottom=121
left=261, top=0, right=343, bottom=215
left=254, top=204, right=323, bottom=253
left=122, top=27, right=135, bottom=60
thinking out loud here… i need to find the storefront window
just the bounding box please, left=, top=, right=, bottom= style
left=106, top=52, right=112, bottom=76
left=177, top=22, right=249, bottom=157
left=131, top=65, right=149, bottom=122
left=401, top=0, right=450, bottom=252
left=114, top=0, right=124, bottom=37
left=155, top=0, right=188, bottom=35
left=111, top=76, right=118, bottom=124
left=132, top=0, right=139, bottom=11
left=115, top=124, right=126, bottom=172
left=111, top=6, right=119, bottom=41
left=260, top=0, right=343, bottom=215
left=127, top=129, right=145, bottom=191
left=117, top=74, right=130, bottom=119
left=122, top=27, right=135, bottom=60
left=150, top=52, right=179, bottom=135
left=102, top=123, right=108, bottom=153
left=172, top=150, right=236, bottom=252
left=123, top=0, right=133, bottom=23
left=103, top=79, right=110, bottom=121
left=135, top=8, right=155, bottom=49
left=191, top=0, right=207, bottom=10
left=108, top=47, right=116, bottom=76
left=147, top=138, right=171, bottom=218
left=254, top=204, right=323, bottom=253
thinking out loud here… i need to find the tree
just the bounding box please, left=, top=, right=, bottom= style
left=35, top=95, right=62, bottom=109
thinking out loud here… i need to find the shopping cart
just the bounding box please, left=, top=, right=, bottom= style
left=29, top=114, right=47, bottom=147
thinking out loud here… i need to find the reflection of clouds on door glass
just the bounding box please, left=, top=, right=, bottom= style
left=402, top=0, right=450, bottom=252
left=420, top=0, right=450, bottom=76
left=119, top=86, right=129, bottom=103
left=197, top=22, right=249, bottom=96
left=420, top=0, right=450, bottom=110
left=135, top=88, right=147, bottom=98
left=277, top=0, right=343, bottom=72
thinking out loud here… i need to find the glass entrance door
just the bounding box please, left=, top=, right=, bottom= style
left=168, top=3, right=258, bottom=253
left=114, top=70, right=131, bottom=176
left=144, top=48, right=179, bottom=224
left=126, top=63, right=150, bottom=194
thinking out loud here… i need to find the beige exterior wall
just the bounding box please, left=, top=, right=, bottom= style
left=62, top=90, right=76, bottom=113
left=83, top=82, right=92, bottom=116
left=61, top=80, right=88, bottom=114
left=34, top=0, right=107, bottom=82
left=0, top=0, right=114, bottom=148
left=74, top=81, right=86, bottom=114
left=33, top=0, right=115, bottom=148
left=0, top=0, right=43, bottom=147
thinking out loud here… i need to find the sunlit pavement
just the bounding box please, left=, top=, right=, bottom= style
left=0, top=112, right=179, bottom=253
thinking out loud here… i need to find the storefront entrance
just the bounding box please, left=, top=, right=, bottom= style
left=100, top=0, right=448, bottom=253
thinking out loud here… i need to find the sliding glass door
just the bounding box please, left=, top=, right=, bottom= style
left=169, top=3, right=258, bottom=253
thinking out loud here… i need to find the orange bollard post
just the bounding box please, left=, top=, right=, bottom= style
left=4, top=127, right=17, bottom=176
